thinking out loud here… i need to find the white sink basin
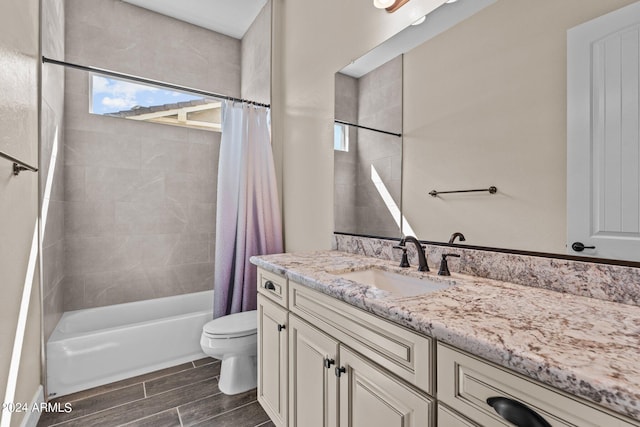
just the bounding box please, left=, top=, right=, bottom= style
left=334, top=268, right=451, bottom=297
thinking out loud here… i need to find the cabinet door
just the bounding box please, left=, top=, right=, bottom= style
left=437, top=404, right=480, bottom=427
left=258, top=295, right=288, bottom=427
left=289, top=315, right=339, bottom=427
left=338, top=346, right=433, bottom=427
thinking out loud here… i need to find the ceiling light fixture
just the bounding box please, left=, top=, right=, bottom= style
left=373, top=0, right=395, bottom=9
left=411, top=16, right=426, bottom=25
left=373, top=0, right=410, bottom=13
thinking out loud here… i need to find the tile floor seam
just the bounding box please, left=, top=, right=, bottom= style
left=52, top=364, right=198, bottom=404
left=193, top=399, right=258, bottom=425
left=176, top=390, right=223, bottom=413
left=177, top=407, right=184, bottom=427
left=145, top=365, right=221, bottom=398
left=46, top=376, right=219, bottom=427
left=112, top=408, right=178, bottom=427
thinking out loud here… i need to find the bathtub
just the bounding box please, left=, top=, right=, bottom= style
left=47, top=290, right=213, bottom=398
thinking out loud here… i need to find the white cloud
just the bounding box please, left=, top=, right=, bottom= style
left=93, top=75, right=159, bottom=111
left=102, top=96, right=137, bottom=110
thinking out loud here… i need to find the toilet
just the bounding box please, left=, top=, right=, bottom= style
left=200, top=310, right=258, bottom=395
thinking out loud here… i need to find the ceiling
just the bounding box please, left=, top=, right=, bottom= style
left=341, top=0, right=496, bottom=77
left=122, top=0, right=269, bottom=39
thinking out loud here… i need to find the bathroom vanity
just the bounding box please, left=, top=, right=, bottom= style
left=252, top=251, right=640, bottom=427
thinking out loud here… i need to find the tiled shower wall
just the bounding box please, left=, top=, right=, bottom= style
left=41, top=0, right=65, bottom=342
left=60, top=0, right=270, bottom=311
left=334, top=56, right=403, bottom=237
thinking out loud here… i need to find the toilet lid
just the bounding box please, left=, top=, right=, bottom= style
left=203, top=310, right=257, bottom=338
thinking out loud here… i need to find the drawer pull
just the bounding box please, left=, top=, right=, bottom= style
left=264, top=280, right=276, bottom=291
left=323, top=358, right=335, bottom=369
left=277, top=324, right=286, bottom=332
left=487, top=397, right=551, bottom=427
left=335, top=366, right=346, bottom=377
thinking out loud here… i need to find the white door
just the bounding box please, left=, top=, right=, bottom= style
left=568, top=1, right=640, bottom=261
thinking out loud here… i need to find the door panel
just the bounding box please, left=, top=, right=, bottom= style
left=568, top=1, right=640, bottom=261
left=289, top=315, right=339, bottom=427
left=338, top=346, right=433, bottom=427
left=258, top=295, right=288, bottom=427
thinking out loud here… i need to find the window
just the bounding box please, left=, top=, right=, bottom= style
left=90, top=74, right=222, bottom=131
left=334, top=123, right=349, bottom=151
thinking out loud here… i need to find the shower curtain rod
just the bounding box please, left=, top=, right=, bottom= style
left=42, top=57, right=271, bottom=108
left=334, top=120, right=402, bottom=137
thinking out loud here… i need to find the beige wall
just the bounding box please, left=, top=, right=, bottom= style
left=402, top=0, right=637, bottom=253
left=273, top=0, right=448, bottom=251
left=241, top=0, right=271, bottom=105
left=0, top=0, right=42, bottom=424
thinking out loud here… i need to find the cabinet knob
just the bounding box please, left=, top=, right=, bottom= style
left=335, top=366, right=346, bottom=377
left=486, top=397, right=551, bottom=427
left=264, top=280, right=276, bottom=291
left=277, top=324, right=286, bottom=332
left=323, top=358, right=335, bottom=369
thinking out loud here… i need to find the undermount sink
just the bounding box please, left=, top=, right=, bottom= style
left=332, top=268, right=452, bottom=297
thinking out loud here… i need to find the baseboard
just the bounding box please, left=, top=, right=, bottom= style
left=19, top=385, right=44, bottom=427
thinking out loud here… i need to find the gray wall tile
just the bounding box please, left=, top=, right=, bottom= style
left=59, top=0, right=264, bottom=311
left=41, top=0, right=65, bottom=341
left=241, top=1, right=271, bottom=105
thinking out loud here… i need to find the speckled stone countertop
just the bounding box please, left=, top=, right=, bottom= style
left=251, top=250, right=640, bottom=421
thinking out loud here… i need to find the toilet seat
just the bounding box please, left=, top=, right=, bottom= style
left=202, top=310, right=257, bottom=339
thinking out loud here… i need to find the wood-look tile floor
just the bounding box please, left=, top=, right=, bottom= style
left=38, top=358, right=273, bottom=427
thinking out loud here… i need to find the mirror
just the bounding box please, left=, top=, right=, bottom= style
left=334, top=0, right=640, bottom=264
left=334, top=56, right=403, bottom=238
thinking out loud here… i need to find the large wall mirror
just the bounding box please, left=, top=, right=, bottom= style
left=334, top=0, right=640, bottom=264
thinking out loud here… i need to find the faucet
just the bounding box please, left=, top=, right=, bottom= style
left=399, top=236, right=429, bottom=272
left=438, top=253, right=461, bottom=276
left=448, top=232, right=466, bottom=244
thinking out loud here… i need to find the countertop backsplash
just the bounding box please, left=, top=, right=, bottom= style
left=333, top=233, right=640, bottom=307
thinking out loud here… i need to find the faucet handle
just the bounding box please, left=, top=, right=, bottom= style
left=393, top=245, right=410, bottom=268
left=438, top=253, right=461, bottom=276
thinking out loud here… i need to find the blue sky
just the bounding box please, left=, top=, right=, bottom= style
left=91, top=75, right=204, bottom=115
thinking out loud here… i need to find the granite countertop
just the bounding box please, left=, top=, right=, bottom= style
left=251, top=250, right=640, bottom=421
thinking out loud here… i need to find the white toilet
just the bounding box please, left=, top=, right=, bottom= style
left=200, top=310, right=258, bottom=395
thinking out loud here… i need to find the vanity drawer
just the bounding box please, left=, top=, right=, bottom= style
left=257, top=268, right=288, bottom=308
left=289, top=281, right=433, bottom=394
left=437, top=343, right=639, bottom=427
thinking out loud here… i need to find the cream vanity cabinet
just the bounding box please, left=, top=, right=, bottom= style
left=257, top=268, right=435, bottom=427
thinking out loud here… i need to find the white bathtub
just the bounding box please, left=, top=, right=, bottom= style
left=47, top=290, right=213, bottom=398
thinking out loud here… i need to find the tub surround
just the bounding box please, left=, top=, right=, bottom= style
left=251, top=250, right=640, bottom=421
left=334, top=233, right=640, bottom=306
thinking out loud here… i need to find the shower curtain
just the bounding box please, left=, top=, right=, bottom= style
left=213, top=101, right=283, bottom=318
